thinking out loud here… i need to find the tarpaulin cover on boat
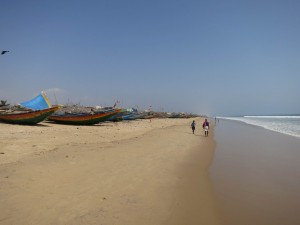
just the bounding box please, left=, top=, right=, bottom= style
left=20, top=92, right=52, bottom=110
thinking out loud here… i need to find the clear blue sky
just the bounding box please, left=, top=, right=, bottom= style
left=1, top=0, right=299, bottom=116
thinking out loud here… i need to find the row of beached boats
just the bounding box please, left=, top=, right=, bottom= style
left=0, top=92, right=198, bottom=126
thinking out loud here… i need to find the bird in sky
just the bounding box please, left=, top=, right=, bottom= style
left=1, top=51, right=9, bottom=55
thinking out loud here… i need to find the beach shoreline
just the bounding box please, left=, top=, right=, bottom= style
left=211, top=119, right=300, bottom=225
left=166, top=124, right=222, bottom=225
left=0, top=118, right=218, bottom=225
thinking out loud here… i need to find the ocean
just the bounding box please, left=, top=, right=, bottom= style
left=219, top=115, right=300, bottom=138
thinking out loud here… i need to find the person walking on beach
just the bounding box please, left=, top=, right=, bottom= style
left=202, top=119, right=209, bottom=136
left=191, top=120, right=196, bottom=134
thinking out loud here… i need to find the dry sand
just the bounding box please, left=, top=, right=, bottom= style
left=0, top=118, right=220, bottom=225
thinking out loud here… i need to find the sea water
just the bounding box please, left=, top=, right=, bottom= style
left=220, top=115, right=300, bottom=138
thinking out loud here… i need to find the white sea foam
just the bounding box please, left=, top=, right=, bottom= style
left=220, top=115, right=300, bottom=138
left=244, top=115, right=300, bottom=119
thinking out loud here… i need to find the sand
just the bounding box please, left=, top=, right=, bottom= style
left=0, top=118, right=219, bottom=225
left=3, top=118, right=299, bottom=225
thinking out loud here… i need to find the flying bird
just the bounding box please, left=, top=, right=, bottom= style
left=1, top=51, right=9, bottom=55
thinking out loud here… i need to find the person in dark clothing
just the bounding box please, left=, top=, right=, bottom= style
left=202, top=119, right=209, bottom=136
left=191, top=120, right=196, bottom=134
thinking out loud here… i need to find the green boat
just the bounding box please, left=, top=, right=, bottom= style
left=0, top=106, right=60, bottom=125
left=48, top=109, right=121, bottom=125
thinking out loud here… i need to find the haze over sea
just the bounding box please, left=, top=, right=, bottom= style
left=220, top=115, right=300, bottom=138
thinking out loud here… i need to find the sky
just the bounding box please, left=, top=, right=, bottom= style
left=0, top=0, right=299, bottom=116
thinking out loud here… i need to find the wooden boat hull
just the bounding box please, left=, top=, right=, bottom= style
left=0, top=106, right=60, bottom=125
left=48, top=109, right=121, bottom=125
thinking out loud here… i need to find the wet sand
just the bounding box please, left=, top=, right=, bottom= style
left=0, top=118, right=219, bottom=225
left=211, top=119, right=300, bottom=225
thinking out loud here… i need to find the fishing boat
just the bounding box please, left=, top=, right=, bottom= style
left=48, top=108, right=121, bottom=125
left=0, top=92, right=60, bottom=125
left=0, top=106, right=60, bottom=125
left=108, top=108, right=142, bottom=121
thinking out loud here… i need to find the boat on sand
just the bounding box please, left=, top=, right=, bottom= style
left=0, top=92, right=59, bottom=125
left=48, top=108, right=121, bottom=125
left=0, top=106, right=60, bottom=125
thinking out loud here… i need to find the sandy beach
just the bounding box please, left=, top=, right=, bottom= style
left=2, top=1, right=299, bottom=224
left=0, top=118, right=219, bottom=225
